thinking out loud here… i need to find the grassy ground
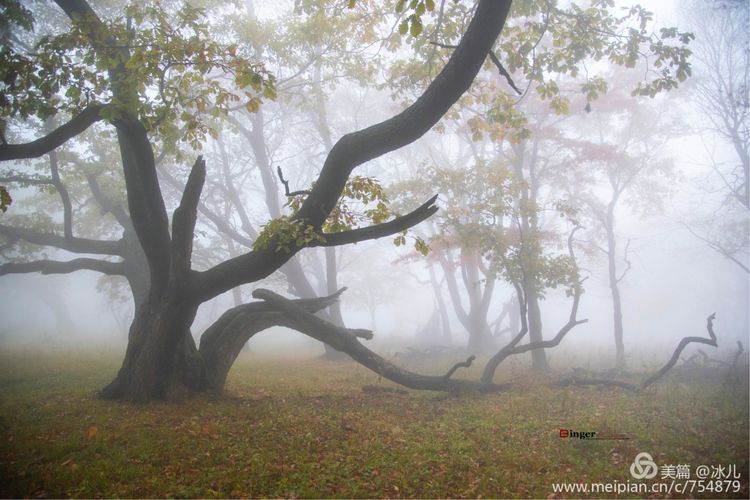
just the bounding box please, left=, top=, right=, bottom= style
left=0, top=348, right=747, bottom=498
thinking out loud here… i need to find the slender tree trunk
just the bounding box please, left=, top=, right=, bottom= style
left=512, top=142, right=548, bottom=371
left=428, top=262, right=452, bottom=343
left=321, top=247, right=350, bottom=360
left=606, top=205, right=626, bottom=370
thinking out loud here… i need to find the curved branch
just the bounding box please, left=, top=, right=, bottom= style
left=198, top=287, right=348, bottom=392
left=0, top=224, right=123, bottom=255
left=314, top=195, right=439, bottom=247
left=640, top=313, right=719, bottom=389
left=48, top=150, right=73, bottom=239
left=251, top=288, right=511, bottom=393
left=0, top=258, right=126, bottom=276
left=192, top=0, right=513, bottom=302
left=443, top=355, right=475, bottom=379
left=0, top=104, right=105, bottom=161
left=277, top=166, right=311, bottom=197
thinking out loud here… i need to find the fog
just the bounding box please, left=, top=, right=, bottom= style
left=0, top=0, right=747, bottom=379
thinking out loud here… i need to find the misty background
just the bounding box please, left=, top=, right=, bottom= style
left=0, top=0, right=747, bottom=373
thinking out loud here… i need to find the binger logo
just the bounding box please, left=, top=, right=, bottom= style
left=630, top=452, right=658, bottom=479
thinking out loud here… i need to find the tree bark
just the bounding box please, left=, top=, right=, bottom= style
left=198, top=292, right=345, bottom=392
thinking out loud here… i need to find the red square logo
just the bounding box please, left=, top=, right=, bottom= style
left=559, top=429, right=569, bottom=438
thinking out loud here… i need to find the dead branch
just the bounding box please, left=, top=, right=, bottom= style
left=556, top=377, right=638, bottom=392
left=443, top=355, right=476, bottom=379
left=560, top=313, right=722, bottom=392
left=430, top=41, right=521, bottom=94
left=277, top=166, right=312, bottom=197
left=640, top=313, right=719, bottom=389
left=251, top=288, right=511, bottom=393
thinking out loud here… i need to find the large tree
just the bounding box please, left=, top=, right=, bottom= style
left=0, top=0, right=694, bottom=400
left=0, top=0, right=513, bottom=400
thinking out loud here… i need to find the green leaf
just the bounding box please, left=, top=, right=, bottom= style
left=398, top=20, right=409, bottom=35
left=410, top=18, right=423, bottom=37
left=0, top=186, right=12, bottom=212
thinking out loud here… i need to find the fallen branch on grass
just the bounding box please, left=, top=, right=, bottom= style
left=557, top=313, right=721, bottom=392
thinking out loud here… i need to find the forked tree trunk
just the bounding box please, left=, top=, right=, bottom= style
left=49, top=0, right=514, bottom=402
left=101, top=289, right=203, bottom=400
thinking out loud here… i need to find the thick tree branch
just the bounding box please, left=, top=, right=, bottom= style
left=171, top=156, right=206, bottom=277
left=314, top=195, right=439, bottom=247
left=253, top=289, right=372, bottom=341
left=0, top=104, right=104, bottom=161
left=198, top=287, right=348, bottom=392
left=158, top=165, right=256, bottom=246
left=250, top=288, right=511, bottom=393
left=0, top=224, right=123, bottom=255
left=192, top=0, right=513, bottom=302
left=0, top=258, right=126, bottom=276
left=54, top=0, right=172, bottom=291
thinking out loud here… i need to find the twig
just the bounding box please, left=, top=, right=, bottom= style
left=277, top=166, right=311, bottom=197
left=430, top=41, right=521, bottom=95
left=487, top=51, right=522, bottom=95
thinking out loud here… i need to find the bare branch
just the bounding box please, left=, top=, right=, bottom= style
left=487, top=50, right=522, bottom=95
left=85, top=173, right=131, bottom=229
left=615, top=238, right=632, bottom=283
left=277, top=166, right=312, bottom=197
left=250, top=288, right=511, bottom=393
left=430, top=41, right=521, bottom=94
left=0, top=104, right=105, bottom=161
left=0, top=223, right=123, bottom=255
left=314, top=195, right=439, bottom=247
left=481, top=228, right=586, bottom=384
left=0, top=258, right=126, bottom=276
left=443, top=355, right=475, bottom=379
left=48, top=150, right=74, bottom=239
left=640, top=313, right=719, bottom=389
left=253, top=288, right=373, bottom=341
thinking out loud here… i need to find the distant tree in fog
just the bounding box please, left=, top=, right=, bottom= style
left=682, top=0, right=749, bottom=272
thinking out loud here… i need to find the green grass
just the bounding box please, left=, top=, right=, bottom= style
left=0, top=348, right=747, bottom=498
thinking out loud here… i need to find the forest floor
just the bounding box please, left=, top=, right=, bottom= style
left=0, top=347, right=747, bottom=499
